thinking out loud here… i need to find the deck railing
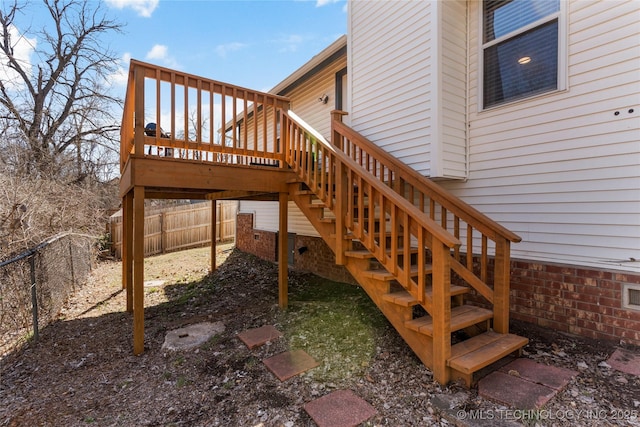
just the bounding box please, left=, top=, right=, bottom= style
left=330, top=112, right=522, bottom=333
left=120, top=60, right=290, bottom=173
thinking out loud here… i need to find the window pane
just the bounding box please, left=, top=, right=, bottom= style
left=484, top=20, right=558, bottom=108
left=484, top=0, right=559, bottom=42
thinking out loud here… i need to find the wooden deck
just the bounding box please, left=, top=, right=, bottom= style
left=120, top=60, right=527, bottom=387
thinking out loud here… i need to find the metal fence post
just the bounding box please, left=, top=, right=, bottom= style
left=29, top=254, right=39, bottom=341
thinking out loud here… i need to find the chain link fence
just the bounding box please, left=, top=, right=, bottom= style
left=0, top=233, right=95, bottom=356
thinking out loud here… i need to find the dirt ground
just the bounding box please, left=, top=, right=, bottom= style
left=1, top=244, right=639, bottom=427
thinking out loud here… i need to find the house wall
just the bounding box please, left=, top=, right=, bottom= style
left=349, top=0, right=640, bottom=273
left=236, top=212, right=356, bottom=285
left=439, top=0, right=640, bottom=272
left=349, top=0, right=434, bottom=176
left=348, top=0, right=468, bottom=179
left=240, top=47, right=347, bottom=238
left=239, top=201, right=320, bottom=237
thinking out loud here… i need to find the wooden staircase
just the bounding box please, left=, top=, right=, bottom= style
left=119, top=60, right=527, bottom=385
left=284, top=111, right=528, bottom=387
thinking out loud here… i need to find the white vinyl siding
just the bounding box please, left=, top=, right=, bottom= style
left=349, top=0, right=467, bottom=179
left=242, top=44, right=346, bottom=238
left=350, top=0, right=434, bottom=176
left=445, top=0, right=640, bottom=271
left=287, top=56, right=346, bottom=139
left=440, top=0, right=468, bottom=178
left=240, top=201, right=321, bottom=237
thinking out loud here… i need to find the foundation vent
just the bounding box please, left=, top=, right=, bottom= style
left=622, top=284, right=640, bottom=311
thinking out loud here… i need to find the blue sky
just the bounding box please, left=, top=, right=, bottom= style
left=106, top=0, right=348, bottom=94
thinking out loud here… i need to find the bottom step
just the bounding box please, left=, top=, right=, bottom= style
left=448, top=331, right=529, bottom=385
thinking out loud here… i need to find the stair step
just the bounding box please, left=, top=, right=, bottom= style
left=344, top=247, right=419, bottom=259
left=308, top=203, right=326, bottom=209
left=364, top=265, right=425, bottom=281
left=293, top=189, right=314, bottom=196
left=382, top=290, right=420, bottom=307
left=318, top=217, right=336, bottom=224
left=405, top=305, right=492, bottom=337
left=448, top=331, right=529, bottom=375
left=383, top=284, right=470, bottom=306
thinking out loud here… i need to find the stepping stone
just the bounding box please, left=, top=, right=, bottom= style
left=304, top=389, right=377, bottom=427
left=262, top=349, right=319, bottom=381
left=498, top=358, right=577, bottom=391
left=479, top=371, right=557, bottom=409
left=161, top=321, right=225, bottom=351
left=606, top=348, right=640, bottom=376
left=480, top=359, right=577, bottom=409
left=237, top=325, right=283, bottom=349
left=144, top=279, right=165, bottom=288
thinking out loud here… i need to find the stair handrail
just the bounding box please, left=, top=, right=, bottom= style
left=330, top=112, right=520, bottom=334
left=283, top=110, right=460, bottom=250
left=331, top=116, right=521, bottom=244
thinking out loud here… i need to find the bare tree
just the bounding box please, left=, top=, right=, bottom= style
left=0, top=0, right=123, bottom=178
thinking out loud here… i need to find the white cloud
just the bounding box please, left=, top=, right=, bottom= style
left=0, top=25, right=36, bottom=91
left=214, top=42, right=247, bottom=58
left=105, top=0, right=159, bottom=18
left=275, top=34, right=304, bottom=53
left=316, top=0, right=341, bottom=7
left=145, top=44, right=178, bottom=68
left=108, top=52, right=131, bottom=88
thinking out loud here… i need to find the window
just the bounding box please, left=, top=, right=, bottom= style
left=482, top=0, right=561, bottom=109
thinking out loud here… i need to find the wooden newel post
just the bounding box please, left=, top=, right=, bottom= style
left=431, top=241, right=452, bottom=385
left=493, top=239, right=511, bottom=334
left=331, top=110, right=348, bottom=150
left=133, top=66, right=145, bottom=157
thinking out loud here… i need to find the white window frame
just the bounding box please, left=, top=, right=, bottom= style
left=478, top=0, right=567, bottom=111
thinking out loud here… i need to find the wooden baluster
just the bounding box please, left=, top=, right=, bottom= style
left=481, top=235, right=488, bottom=282
left=466, top=224, right=473, bottom=270
left=390, top=204, right=398, bottom=275
left=379, top=191, right=386, bottom=262
left=453, top=217, right=460, bottom=259
left=368, top=184, right=375, bottom=251
left=417, top=226, right=425, bottom=303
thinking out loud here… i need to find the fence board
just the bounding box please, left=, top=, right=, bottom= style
left=109, top=201, right=237, bottom=258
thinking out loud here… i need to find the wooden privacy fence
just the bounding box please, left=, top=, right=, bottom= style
left=110, top=201, right=237, bottom=259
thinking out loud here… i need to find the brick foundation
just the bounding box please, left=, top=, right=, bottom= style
left=236, top=212, right=356, bottom=285
left=236, top=212, right=640, bottom=346
left=509, top=260, right=640, bottom=346
left=236, top=213, right=276, bottom=262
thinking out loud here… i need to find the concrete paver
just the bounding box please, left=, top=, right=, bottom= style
left=479, top=359, right=577, bottom=409
left=237, top=325, right=283, bottom=349
left=607, top=348, right=640, bottom=376
left=262, top=349, right=319, bottom=381
left=304, top=389, right=377, bottom=427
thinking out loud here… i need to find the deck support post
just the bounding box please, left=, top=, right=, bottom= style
left=278, top=192, right=288, bottom=309
left=210, top=200, right=217, bottom=272
left=431, top=241, right=452, bottom=385
left=133, top=185, right=145, bottom=355
left=123, top=190, right=134, bottom=312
